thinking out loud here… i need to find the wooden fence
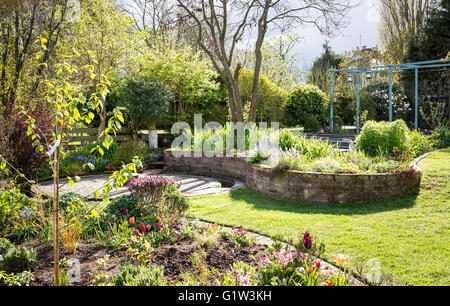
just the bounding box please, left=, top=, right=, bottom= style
left=68, top=127, right=134, bottom=144
left=68, top=128, right=174, bottom=147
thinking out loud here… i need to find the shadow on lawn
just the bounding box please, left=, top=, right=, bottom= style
left=228, top=187, right=421, bottom=216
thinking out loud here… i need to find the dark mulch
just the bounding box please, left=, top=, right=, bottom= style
left=30, top=237, right=268, bottom=286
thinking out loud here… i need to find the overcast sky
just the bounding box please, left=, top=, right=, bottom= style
left=292, top=0, right=380, bottom=70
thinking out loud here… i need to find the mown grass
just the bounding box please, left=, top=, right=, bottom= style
left=188, top=148, right=450, bottom=285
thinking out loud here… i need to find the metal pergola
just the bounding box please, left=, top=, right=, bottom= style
left=328, top=58, right=450, bottom=134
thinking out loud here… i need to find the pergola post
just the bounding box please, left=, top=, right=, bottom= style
left=330, top=71, right=334, bottom=133
left=415, top=68, right=418, bottom=130
left=388, top=68, right=393, bottom=122
left=356, top=72, right=360, bottom=134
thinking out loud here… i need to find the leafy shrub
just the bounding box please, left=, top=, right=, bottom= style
left=0, top=246, right=37, bottom=274
left=0, top=189, right=38, bottom=239
left=0, top=238, right=13, bottom=256
left=113, top=264, right=166, bottom=286
left=104, top=195, right=138, bottom=223
left=239, top=69, right=288, bottom=122
left=127, top=176, right=178, bottom=217
left=113, top=140, right=149, bottom=167
left=356, top=120, right=410, bottom=157
left=116, top=76, right=173, bottom=134
left=360, top=81, right=410, bottom=121
left=61, top=140, right=120, bottom=176
left=430, top=125, right=450, bottom=148
left=159, top=185, right=190, bottom=226
left=0, top=270, right=34, bottom=286
left=0, top=103, right=53, bottom=180
left=303, top=115, right=321, bottom=132
left=408, top=130, right=434, bottom=158
left=45, top=192, right=86, bottom=212
left=283, top=84, right=328, bottom=127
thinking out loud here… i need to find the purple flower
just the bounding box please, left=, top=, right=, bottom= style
left=121, top=207, right=128, bottom=215
left=20, top=206, right=32, bottom=218
left=302, top=232, right=312, bottom=249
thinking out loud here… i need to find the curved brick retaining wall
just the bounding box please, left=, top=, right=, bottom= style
left=164, top=150, right=422, bottom=204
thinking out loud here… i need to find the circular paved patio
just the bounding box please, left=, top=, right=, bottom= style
left=37, top=170, right=235, bottom=200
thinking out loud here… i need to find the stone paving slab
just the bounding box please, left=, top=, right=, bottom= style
left=36, top=170, right=233, bottom=200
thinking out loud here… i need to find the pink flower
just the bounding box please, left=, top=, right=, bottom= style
left=239, top=277, right=249, bottom=286
left=147, top=224, right=151, bottom=231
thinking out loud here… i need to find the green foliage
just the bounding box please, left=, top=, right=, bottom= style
left=430, top=125, right=450, bottom=148
left=0, top=189, right=38, bottom=239
left=115, top=76, right=173, bottom=133
left=45, top=192, right=86, bottom=212
left=104, top=195, right=138, bottom=223
left=179, top=248, right=217, bottom=286
left=238, top=69, right=289, bottom=122
left=308, top=42, right=342, bottom=93
left=360, top=81, right=410, bottom=121
left=113, top=140, right=149, bottom=167
left=113, top=264, right=166, bottom=286
left=408, top=130, right=434, bottom=158
left=159, top=185, right=190, bottom=227
left=303, top=115, right=322, bottom=132
left=0, top=245, right=37, bottom=274
left=0, top=270, right=34, bottom=286
left=0, top=238, right=13, bottom=257
left=283, top=84, right=328, bottom=128
left=60, top=139, right=119, bottom=175
left=356, top=120, right=410, bottom=157
left=141, top=44, right=226, bottom=126
left=222, top=262, right=258, bottom=286
left=278, top=131, right=334, bottom=160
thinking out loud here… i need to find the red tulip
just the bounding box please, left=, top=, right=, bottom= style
left=140, top=222, right=146, bottom=232
left=134, top=229, right=140, bottom=236
left=316, top=262, right=321, bottom=268
left=147, top=224, right=151, bottom=231
left=327, top=282, right=334, bottom=286
left=156, top=223, right=162, bottom=231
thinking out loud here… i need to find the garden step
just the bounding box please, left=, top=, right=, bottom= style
left=146, top=161, right=164, bottom=169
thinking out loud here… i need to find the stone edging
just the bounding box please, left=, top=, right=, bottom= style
left=164, top=149, right=422, bottom=204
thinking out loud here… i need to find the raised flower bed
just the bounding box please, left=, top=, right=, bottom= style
left=163, top=149, right=422, bottom=204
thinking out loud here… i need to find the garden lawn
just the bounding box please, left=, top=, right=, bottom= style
left=189, top=148, right=450, bottom=285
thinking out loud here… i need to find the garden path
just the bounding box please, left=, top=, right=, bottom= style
left=36, top=170, right=234, bottom=200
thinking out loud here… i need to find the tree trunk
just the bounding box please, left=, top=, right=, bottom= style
left=53, top=147, right=60, bottom=286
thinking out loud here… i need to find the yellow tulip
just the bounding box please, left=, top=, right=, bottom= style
left=331, top=254, right=349, bottom=266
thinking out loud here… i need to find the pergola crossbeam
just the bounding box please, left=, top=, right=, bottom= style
left=327, top=58, right=449, bottom=133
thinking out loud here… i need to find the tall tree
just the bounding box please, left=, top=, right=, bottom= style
left=237, top=33, right=304, bottom=91
left=0, top=0, right=70, bottom=112
left=377, top=0, right=430, bottom=64
left=308, top=42, right=342, bottom=94
left=403, top=0, right=450, bottom=125
left=175, top=0, right=352, bottom=122
left=62, top=0, right=135, bottom=133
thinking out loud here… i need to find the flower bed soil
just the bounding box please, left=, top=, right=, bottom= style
left=30, top=238, right=268, bottom=286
